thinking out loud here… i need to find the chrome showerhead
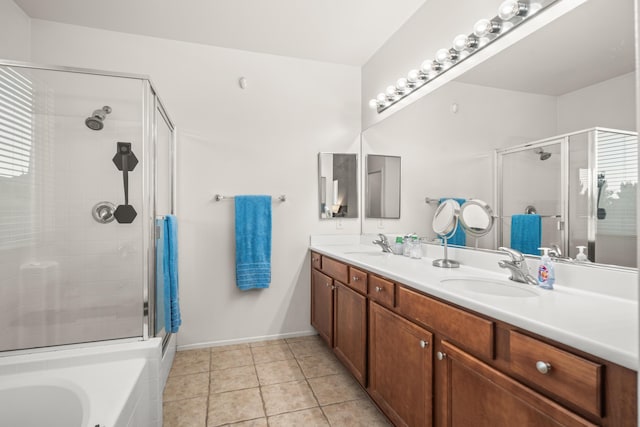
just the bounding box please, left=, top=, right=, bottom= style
left=534, top=147, right=551, bottom=161
left=85, top=105, right=112, bottom=131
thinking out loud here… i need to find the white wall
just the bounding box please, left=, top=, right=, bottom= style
left=0, top=0, right=31, bottom=61
left=29, top=20, right=361, bottom=348
left=557, top=72, right=637, bottom=133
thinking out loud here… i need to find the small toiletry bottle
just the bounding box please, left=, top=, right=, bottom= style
left=575, top=246, right=590, bottom=262
left=410, top=236, right=421, bottom=259
left=537, top=247, right=555, bottom=290
left=393, top=236, right=404, bottom=255
left=403, top=234, right=413, bottom=257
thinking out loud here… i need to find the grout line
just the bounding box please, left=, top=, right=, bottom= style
left=252, top=344, right=271, bottom=426
left=205, top=350, right=211, bottom=427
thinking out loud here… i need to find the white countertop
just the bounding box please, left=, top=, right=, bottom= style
left=310, top=239, right=638, bottom=371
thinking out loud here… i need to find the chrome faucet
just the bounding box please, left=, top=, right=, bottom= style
left=498, top=247, right=538, bottom=286
left=549, top=244, right=571, bottom=261
left=372, top=233, right=393, bottom=253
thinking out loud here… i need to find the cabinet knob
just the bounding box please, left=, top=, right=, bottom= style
left=436, top=351, right=447, bottom=360
left=331, top=285, right=335, bottom=290
left=325, top=282, right=330, bottom=287
left=312, top=257, right=318, bottom=262
left=375, top=286, right=382, bottom=292
left=535, top=361, right=552, bottom=375
left=352, top=276, right=360, bottom=281
left=419, top=340, right=428, bottom=348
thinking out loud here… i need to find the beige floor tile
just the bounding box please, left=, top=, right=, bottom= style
left=288, top=338, right=332, bottom=359
left=170, top=349, right=211, bottom=377
left=164, top=372, right=210, bottom=402
left=226, top=418, right=268, bottom=427
left=210, top=365, right=259, bottom=393
left=268, top=407, right=329, bottom=426
left=285, top=334, right=320, bottom=343
left=308, top=374, right=366, bottom=406
left=163, top=396, right=207, bottom=427
left=322, top=399, right=391, bottom=426
left=255, top=359, right=305, bottom=385
left=210, top=343, right=250, bottom=353
left=207, top=388, right=265, bottom=426
left=250, top=338, right=287, bottom=347
left=251, top=344, right=294, bottom=364
left=261, top=380, right=319, bottom=415
left=210, top=348, right=253, bottom=371
left=298, top=353, right=345, bottom=378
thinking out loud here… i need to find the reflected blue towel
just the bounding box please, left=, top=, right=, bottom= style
left=163, top=215, right=181, bottom=333
left=511, top=214, right=541, bottom=256
left=439, top=198, right=466, bottom=246
left=156, top=218, right=166, bottom=335
left=235, top=195, right=272, bottom=291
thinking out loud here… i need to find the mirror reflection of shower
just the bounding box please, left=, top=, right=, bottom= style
left=85, top=105, right=112, bottom=130
left=534, top=147, right=552, bottom=160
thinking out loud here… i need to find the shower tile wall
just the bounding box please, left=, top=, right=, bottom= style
left=0, top=67, right=146, bottom=351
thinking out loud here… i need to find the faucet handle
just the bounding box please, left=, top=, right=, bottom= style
left=498, top=247, right=525, bottom=262
left=377, top=233, right=389, bottom=243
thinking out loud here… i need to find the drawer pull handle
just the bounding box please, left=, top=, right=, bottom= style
left=352, top=276, right=360, bottom=281
left=375, top=286, right=382, bottom=292
left=419, top=340, right=428, bottom=348
left=437, top=351, right=447, bottom=360
left=536, top=361, right=552, bottom=374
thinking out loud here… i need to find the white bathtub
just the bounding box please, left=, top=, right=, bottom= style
left=0, top=339, right=165, bottom=427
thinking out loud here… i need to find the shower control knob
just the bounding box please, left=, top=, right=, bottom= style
left=91, top=202, right=116, bottom=224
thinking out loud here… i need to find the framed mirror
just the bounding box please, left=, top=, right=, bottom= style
left=366, top=155, right=401, bottom=219
left=359, top=0, right=636, bottom=269
left=318, top=153, right=358, bottom=219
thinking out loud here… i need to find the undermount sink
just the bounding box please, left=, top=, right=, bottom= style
left=440, top=277, right=540, bottom=298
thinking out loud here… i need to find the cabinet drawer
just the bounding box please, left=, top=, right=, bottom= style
left=509, top=331, right=603, bottom=417
left=397, top=286, right=494, bottom=360
left=368, top=275, right=395, bottom=307
left=321, top=256, right=348, bottom=283
left=311, top=251, right=322, bottom=270
left=348, top=267, right=367, bottom=294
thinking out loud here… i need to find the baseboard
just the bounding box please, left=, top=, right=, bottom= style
left=177, top=329, right=318, bottom=351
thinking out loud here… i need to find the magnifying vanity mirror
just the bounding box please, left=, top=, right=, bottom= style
left=318, top=153, right=358, bottom=219
left=432, top=199, right=461, bottom=268
left=459, top=199, right=495, bottom=248
left=366, top=155, right=401, bottom=219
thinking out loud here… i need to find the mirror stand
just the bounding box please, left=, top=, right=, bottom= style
left=432, top=199, right=462, bottom=268
left=432, top=236, right=460, bottom=268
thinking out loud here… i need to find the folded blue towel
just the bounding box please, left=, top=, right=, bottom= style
left=511, top=214, right=541, bottom=256
left=439, top=198, right=466, bottom=246
left=163, top=215, right=181, bottom=333
left=235, top=195, right=272, bottom=291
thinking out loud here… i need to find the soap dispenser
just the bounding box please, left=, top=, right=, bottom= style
left=537, top=247, right=555, bottom=290
left=576, top=246, right=591, bottom=263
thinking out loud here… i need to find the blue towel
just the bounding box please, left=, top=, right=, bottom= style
left=511, top=214, right=541, bottom=256
left=163, top=215, right=181, bottom=333
left=235, top=195, right=272, bottom=290
left=155, top=218, right=166, bottom=335
left=439, top=198, right=466, bottom=246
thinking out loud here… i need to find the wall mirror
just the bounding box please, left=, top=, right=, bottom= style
left=318, top=153, right=358, bottom=219
left=360, top=0, right=636, bottom=269
left=366, top=155, right=401, bottom=219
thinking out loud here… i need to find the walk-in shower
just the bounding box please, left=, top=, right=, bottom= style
left=0, top=61, right=176, bottom=352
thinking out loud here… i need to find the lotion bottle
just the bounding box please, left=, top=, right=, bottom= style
left=537, top=247, right=555, bottom=290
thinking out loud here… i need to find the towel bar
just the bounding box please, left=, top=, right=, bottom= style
left=214, top=194, right=286, bottom=202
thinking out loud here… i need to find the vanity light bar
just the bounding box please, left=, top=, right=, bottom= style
left=369, top=0, right=558, bottom=114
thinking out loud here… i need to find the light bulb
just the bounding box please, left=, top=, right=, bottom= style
left=420, top=60, right=432, bottom=74
left=407, top=69, right=419, bottom=83
left=385, top=85, right=396, bottom=99
left=435, top=48, right=450, bottom=64
left=474, top=18, right=501, bottom=37
left=376, top=93, right=386, bottom=104
left=452, top=34, right=468, bottom=52
left=396, top=78, right=408, bottom=92
left=498, top=0, right=527, bottom=20
left=369, top=99, right=379, bottom=109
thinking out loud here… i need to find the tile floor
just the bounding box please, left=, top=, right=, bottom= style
left=163, top=335, right=391, bottom=426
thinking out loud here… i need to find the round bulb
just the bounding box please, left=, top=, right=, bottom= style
left=498, top=0, right=526, bottom=20
left=452, top=34, right=468, bottom=52
left=396, top=78, right=408, bottom=91
left=407, top=69, right=419, bottom=83
left=369, top=99, right=379, bottom=109
left=385, top=85, right=396, bottom=98
left=435, top=48, right=450, bottom=64
left=420, top=60, right=432, bottom=74
left=473, top=19, right=492, bottom=37
left=376, top=93, right=386, bottom=104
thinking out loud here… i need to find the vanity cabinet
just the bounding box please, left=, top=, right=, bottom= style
left=369, top=301, right=433, bottom=427
left=436, top=340, right=596, bottom=427
left=309, top=252, right=637, bottom=426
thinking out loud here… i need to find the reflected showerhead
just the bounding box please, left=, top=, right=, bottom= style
left=534, top=147, right=551, bottom=161
left=85, top=106, right=112, bottom=131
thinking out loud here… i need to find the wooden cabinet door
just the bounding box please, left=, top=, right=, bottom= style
left=369, top=302, right=433, bottom=427
left=334, top=282, right=367, bottom=386
left=436, top=340, right=597, bottom=427
left=311, top=269, right=334, bottom=347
